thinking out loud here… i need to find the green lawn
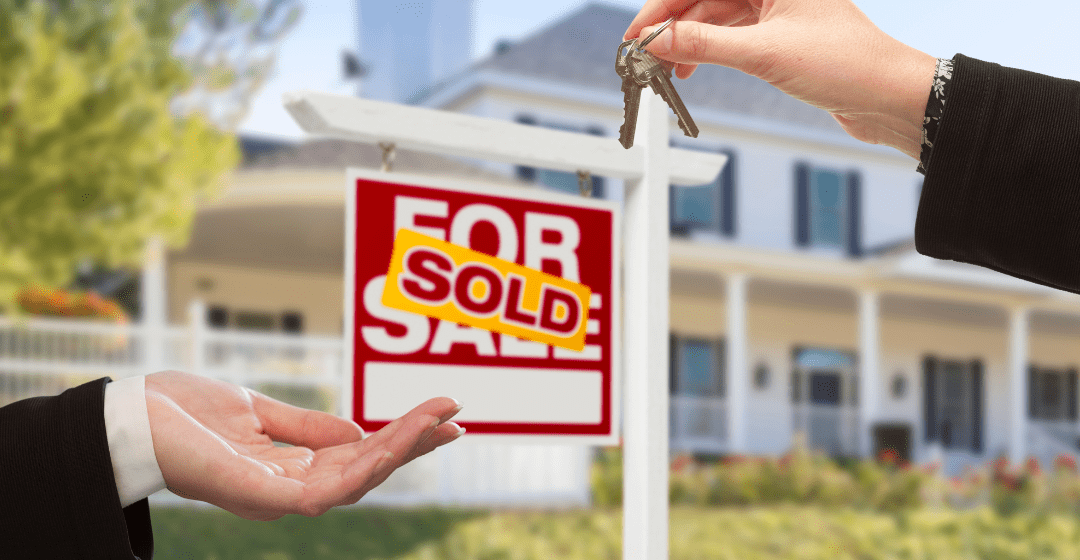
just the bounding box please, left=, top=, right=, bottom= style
left=151, top=505, right=1080, bottom=560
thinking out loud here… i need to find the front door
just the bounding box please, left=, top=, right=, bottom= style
left=792, top=348, right=858, bottom=456
left=924, top=357, right=983, bottom=454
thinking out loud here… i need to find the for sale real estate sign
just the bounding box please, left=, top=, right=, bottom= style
left=345, top=168, right=620, bottom=444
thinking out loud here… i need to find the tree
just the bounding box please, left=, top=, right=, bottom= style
left=173, top=0, right=302, bottom=129
left=0, top=0, right=298, bottom=312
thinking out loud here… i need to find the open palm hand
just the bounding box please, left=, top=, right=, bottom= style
left=144, top=371, right=463, bottom=520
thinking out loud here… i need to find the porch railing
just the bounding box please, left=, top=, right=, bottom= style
left=670, top=395, right=728, bottom=454
left=792, top=404, right=859, bottom=457
left=1028, top=420, right=1080, bottom=470
left=0, top=312, right=346, bottom=414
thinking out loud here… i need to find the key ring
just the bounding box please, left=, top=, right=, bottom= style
left=638, top=17, right=674, bottom=50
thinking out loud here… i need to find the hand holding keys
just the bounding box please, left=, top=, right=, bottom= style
left=616, top=17, right=699, bottom=149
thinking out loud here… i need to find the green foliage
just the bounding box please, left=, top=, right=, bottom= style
left=594, top=442, right=1080, bottom=517
left=590, top=447, right=624, bottom=507
left=151, top=506, right=484, bottom=560
left=0, top=0, right=239, bottom=310
left=151, top=505, right=1080, bottom=560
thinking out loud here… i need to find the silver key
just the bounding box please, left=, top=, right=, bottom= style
left=616, top=39, right=643, bottom=149
left=614, top=32, right=699, bottom=148
left=646, top=62, right=699, bottom=139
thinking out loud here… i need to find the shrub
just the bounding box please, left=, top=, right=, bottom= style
left=592, top=443, right=1080, bottom=516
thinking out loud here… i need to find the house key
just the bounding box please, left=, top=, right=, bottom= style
left=615, top=18, right=699, bottom=149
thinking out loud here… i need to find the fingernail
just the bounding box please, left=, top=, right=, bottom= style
left=375, top=451, right=394, bottom=472
left=450, top=426, right=466, bottom=441
left=440, top=401, right=464, bottom=423
left=422, top=419, right=439, bottom=439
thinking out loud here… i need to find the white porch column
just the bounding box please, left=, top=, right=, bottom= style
left=726, top=273, right=749, bottom=452
left=858, top=291, right=881, bottom=458
left=141, top=236, right=168, bottom=375
left=187, top=299, right=206, bottom=378
left=1008, top=307, right=1030, bottom=464
left=622, top=93, right=670, bottom=560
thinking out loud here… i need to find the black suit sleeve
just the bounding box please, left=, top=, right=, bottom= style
left=0, top=377, right=154, bottom=559
left=916, top=53, right=1080, bottom=294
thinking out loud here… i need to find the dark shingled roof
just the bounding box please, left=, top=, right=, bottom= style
left=472, top=3, right=843, bottom=133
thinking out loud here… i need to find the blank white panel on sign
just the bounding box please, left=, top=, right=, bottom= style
left=363, top=363, right=602, bottom=424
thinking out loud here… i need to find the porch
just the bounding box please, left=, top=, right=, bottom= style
left=668, top=240, right=1080, bottom=471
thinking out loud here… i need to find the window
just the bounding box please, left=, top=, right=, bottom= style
left=669, top=335, right=724, bottom=397
left=795, top=163, right=862, bottom=256
left=1029, top=366, right=1079, bottom=422
left=791, top=348, right=856, bottom=406
left=514, top=115, right=605, bottom=198
left=810, top=169, right=844, bottom=247
left=234, top=311, right=276, bottom=331
left=205, top=306, right=305, bottom=335
left=207, top=306, right=229, bottom=328
left=671, top=148, right=736, bottom=237
left=282, top=312, right=304, bottom=334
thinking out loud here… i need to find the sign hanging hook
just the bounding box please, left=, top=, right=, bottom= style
left=577, top=170, right=592, bottom=197
left=379, top=142, right=396, bottom=172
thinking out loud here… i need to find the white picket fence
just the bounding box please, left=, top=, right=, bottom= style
left=0, top=308, right=592, bottom=508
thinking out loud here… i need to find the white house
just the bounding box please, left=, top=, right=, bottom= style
left=4, top=3, right=1080, bottom=508
left=409, top=4, right=1080, bottom=473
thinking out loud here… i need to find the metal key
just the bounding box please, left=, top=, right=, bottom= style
left=616, top=39, right=644, bottom=149
left=614, top=19, right=699, bottom=148
left=645, top=59, right=699, bottom=139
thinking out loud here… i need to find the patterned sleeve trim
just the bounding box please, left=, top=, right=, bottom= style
left=917, top=58, right=954, bottom=174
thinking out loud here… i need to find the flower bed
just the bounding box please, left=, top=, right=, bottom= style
left=593, top=441, right=1080, bottom=516
left=16, top=285, right=127, bottom=322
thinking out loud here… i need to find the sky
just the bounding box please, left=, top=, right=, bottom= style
left=238, top=0, right=1080, bottom=139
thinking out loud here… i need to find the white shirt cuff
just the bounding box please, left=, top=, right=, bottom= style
left=103, top=376, right=167, bottom=507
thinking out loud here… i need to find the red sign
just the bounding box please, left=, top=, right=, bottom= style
left=345, top=169, right=620, bottom=443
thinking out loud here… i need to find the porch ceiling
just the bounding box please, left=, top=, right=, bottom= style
left=748, top=278, right=856, bottom=313
left=881, top=294, right=1008, bottom=329
left=171, top=205, right=344, bottom=275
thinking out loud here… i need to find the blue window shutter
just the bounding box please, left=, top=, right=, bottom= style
left=795, top=163, right=810, bottom=247
left=720, top=149, right=737, bottom=237
left=1068, top=369, right=1078, bottom=421
left=846, top=171, right=862, bottom=257
left=971, top=359, right=983, bottom=454
left=924, top=356, right=937, bottom=443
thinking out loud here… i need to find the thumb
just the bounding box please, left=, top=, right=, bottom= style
left=639, top=20, right=763, bottom=77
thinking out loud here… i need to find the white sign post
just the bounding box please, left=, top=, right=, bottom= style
left=286, top=91, right=725, bottom=560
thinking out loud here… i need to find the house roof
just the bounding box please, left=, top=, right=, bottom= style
left=463, top=3, right=843, bottom=133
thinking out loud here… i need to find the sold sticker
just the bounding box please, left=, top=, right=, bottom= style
left=382, top=228, right=591, bottom=351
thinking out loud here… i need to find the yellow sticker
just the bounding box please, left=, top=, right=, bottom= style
left=382, top=229, right=591, bottom=351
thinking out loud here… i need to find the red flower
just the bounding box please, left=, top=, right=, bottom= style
left=1054, top=454, right=1078, bottom=474
left=997, top=473, right=1021, bottom=491
left=1024, top=457, right=1042, bottom=477
left=878, top=448, right=900, bottom=466
left=671, top=455, right=694, bottom=473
